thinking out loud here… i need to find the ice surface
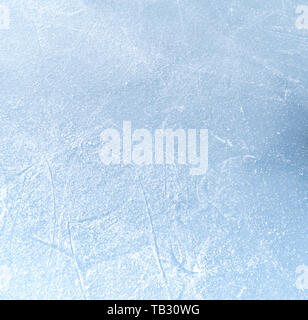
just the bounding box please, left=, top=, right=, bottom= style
left=0, top=0, right=307, bottom=299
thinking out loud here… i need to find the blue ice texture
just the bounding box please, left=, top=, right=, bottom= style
left=0, top=0, right=307, bottom=299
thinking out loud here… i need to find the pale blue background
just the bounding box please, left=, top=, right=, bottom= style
left=0, top=0, right=307, bottom=299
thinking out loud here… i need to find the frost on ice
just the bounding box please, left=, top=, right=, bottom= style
left=0, top=0, right=307, bottom=299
